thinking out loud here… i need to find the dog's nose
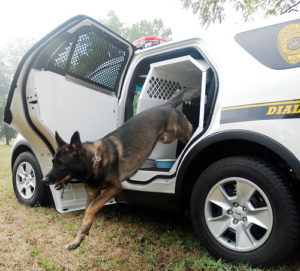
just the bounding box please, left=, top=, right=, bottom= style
left=42, top=176, right=50, bottom=184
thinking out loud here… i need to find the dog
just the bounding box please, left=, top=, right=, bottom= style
left=42, top=86, right=200, bottom=250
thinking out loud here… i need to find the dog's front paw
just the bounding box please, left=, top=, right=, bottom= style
left=65, top=242, right=80, bottom=251
left=65, top=232, right=86, bottom=251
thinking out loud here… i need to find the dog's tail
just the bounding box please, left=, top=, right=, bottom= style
left=167, top=87, right=200, bottom=108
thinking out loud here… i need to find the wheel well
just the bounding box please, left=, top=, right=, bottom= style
left=11, top=145, right=33, bottom=169
left=178, top=139, right=296, bottom=208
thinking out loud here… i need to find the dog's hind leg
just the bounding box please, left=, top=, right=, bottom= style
left=159, top=111, right=193, bottom=145
left=174, top=111, right=193, bottom=144
left=65, top=180, right=122, bottom=251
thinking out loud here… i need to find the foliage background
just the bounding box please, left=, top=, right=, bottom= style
left=182, top=0, right=300, bottom=27
left=99, top=10, right=172, bottom=42
left=0, top=39, right=36, bottom=145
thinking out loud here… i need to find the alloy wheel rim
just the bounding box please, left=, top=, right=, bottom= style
left=16, top=162, right=36, bottom=200
left=204, top=177, right=273, bottom=252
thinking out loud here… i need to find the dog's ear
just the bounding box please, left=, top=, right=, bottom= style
left=55, top=131, right=66, bottom=147
left=70, top=131, right=82, bottom=151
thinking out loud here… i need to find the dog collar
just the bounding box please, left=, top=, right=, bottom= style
left=59, top=176, right=69, bottom=184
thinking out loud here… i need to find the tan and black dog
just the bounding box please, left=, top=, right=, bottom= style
left=42, top=86, right=200, bottom=250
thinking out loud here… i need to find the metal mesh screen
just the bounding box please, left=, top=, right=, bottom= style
left=48, top=40, right=74, bottom=71
left=46, top=29, right=129, bottom=92
left=69, top=32, right=127, bottom=91
left=147, top=76, right=182, bottom=100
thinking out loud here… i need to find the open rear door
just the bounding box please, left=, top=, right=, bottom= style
left=5, top=15, right=134, bottom=212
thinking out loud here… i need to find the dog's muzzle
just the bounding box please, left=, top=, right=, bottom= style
left=42, top=175, right=70, bottom=190
left=54, top=176, right=70, bottom=190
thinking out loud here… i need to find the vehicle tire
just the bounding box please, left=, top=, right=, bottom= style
left=190, top=155, right=299, bottom=267
left=12, top=151, right=49, bottom=206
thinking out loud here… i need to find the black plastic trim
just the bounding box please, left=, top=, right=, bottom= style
left=221, top=99, right=300, bottom=124
left=115, top=190, right=181, bottom=211
left=126, top=172, right=176, bottom=185
left=22, top=52, right=56, bottom=155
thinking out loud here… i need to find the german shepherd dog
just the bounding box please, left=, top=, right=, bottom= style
left=42, top=87, right=200, bottom=250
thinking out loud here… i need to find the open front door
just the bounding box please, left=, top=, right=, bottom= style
left=5, top=15, right=134, bottom=212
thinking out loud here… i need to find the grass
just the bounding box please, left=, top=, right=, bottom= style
left=0, top=144, right=12, bottom=180
left=0, top=144, right=299, bottom=270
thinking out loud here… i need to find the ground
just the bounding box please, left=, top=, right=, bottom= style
left=0, top=144, right=299, bottom=271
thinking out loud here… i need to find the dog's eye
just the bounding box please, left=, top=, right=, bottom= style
left=52, top=159, right=63, bottom=166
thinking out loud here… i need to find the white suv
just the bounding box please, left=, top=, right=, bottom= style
left=5, top=15, right=300, bottom=266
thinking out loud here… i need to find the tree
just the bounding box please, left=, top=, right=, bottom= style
left=99, top=10, right=127, bottom=38
left=2, top=38, right=35, bottom=79
left=182, top=0, right=300, bottom=27
left=0, top=38, right=35, bottom=144
left=126, top=19, right=172, bottom=42
left=0, top=58, right=9, bottom=96
left=0, top=56, right=15, bottom=145
left=99, top=11, right=172, bottom=42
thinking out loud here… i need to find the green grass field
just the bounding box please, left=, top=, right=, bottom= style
left=0, top=144, right=299, bottom=270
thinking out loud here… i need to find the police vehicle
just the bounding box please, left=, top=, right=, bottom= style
left=5, top=14, right=300, bottom=266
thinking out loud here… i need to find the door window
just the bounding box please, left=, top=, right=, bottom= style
left=46, top=26, right=130, bottom=93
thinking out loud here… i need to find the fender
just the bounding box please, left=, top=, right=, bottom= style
left=176, top=129, right=300, bottom=198
left=11, top=136, right=33, bottom=169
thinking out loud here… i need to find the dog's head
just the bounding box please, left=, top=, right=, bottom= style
left=42, top=131, right=87, bottom=190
